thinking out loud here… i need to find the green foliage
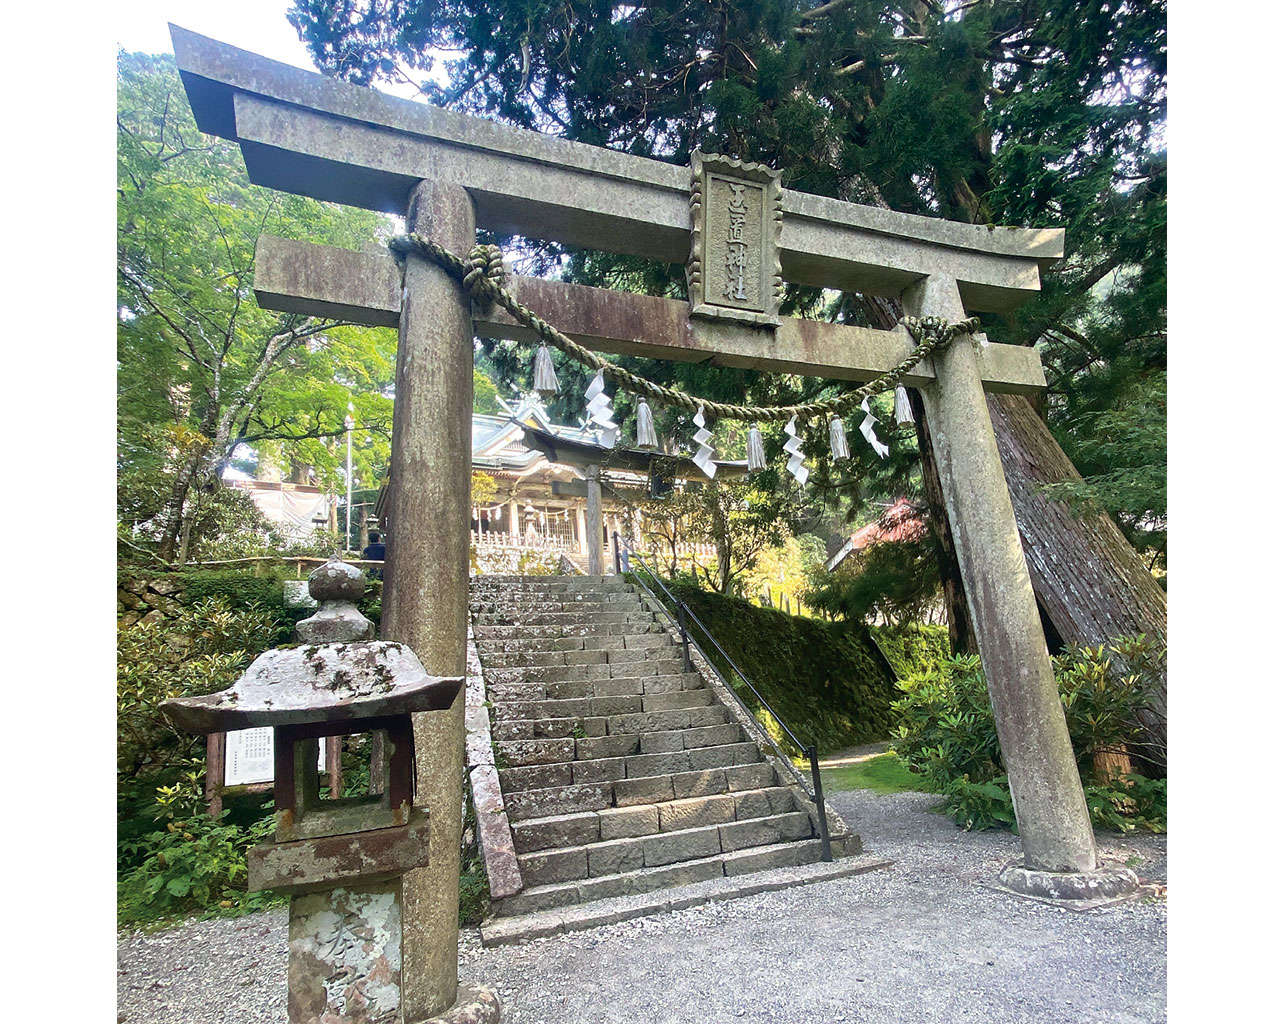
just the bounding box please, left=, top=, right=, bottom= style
left=1044, top=376, right=1167, bottom=567
left=742, top=533, right=826, bottom=612
left=870, top=624, right=951, bottom=681
left=161, top=569, right=288, bottom=611
left=458, top=789, right=491, bottom=927
left=667, top=581, right=899, bottom=754
left=117, top=52, right=395, bottom=561
left=117, top=596, right=283, bottom=779
left=118, top=814, right=282, bottom=926
left=473, top=368, right=501, bottom=414
left=1083, top=776, right=1167, bottom=835
left=891, top=655, right=1004, bottom=792
left=1057, top=637, right=1166, bottom=775
left=806, top=528, right=943, bottom=627
left=891, top=639, right=1166, bottom=832
left=939, top=776, right=1019, bottom=833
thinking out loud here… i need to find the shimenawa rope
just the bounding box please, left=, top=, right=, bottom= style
left=388, top=234, right=980, bottom=423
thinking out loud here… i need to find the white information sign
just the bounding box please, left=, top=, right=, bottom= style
left=225, top=727, right=326, bottom=786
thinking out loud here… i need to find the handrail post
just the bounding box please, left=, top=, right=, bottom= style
left=808, top=744, right=833, bottom=862
left=676, top=602, right=692, bottom=672
left=612, top=531, right=621, bottom=575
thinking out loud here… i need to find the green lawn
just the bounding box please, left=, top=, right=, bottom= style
left=821, top=752, right=932, bottom=795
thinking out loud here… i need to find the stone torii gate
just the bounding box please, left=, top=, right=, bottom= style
left=170, top=24, right=1132, bottom=1021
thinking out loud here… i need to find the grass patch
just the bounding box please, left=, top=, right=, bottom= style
left=821, top=752, right=931, bottom=795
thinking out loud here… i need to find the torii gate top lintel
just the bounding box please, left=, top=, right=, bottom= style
left=170, top=24, right=1062, bottom=315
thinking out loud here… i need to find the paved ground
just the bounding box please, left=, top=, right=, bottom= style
left=117, top=788, right=1166, bottom=1024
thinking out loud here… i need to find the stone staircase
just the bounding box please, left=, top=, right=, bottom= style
left=468, top=574, right=874, bottom=939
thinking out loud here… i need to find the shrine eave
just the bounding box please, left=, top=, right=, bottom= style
left=170, top=25, right=1063, bottom=314
left=521, top=426, right=748, bottom=481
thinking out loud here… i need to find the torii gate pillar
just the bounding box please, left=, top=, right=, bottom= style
left=382, top=180, right=475, bottom=1019
left=906, top=275, right=1097, bottom=876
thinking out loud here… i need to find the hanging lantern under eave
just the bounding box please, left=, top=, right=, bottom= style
left=635, top=399, right=658, bottom=449
left=746, top=425, right=766, bottom=472
left=828, top=416, right=851, bottom=461
left=894, top=385, right=915, bottom=427
left=533, top=343, right=560, bottom=398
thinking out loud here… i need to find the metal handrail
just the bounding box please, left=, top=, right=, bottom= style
left=613, top=532, right=832, bottom=861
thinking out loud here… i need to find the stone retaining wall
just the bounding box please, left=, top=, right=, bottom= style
left=117, top=577, right=187, bottom=627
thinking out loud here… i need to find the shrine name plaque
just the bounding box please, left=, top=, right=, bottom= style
left=688, top=153, right=783, bottom=328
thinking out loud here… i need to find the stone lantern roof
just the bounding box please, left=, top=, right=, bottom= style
left=161, top=556, right=462, bottom=733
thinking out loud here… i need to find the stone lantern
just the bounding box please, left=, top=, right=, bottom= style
left=162, top=558, right=462, bottom=1024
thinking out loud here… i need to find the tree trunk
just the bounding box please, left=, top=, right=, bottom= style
left=910, top=387, right=978, bottom=656
left=859, top=293, right=976, bottom=655
left=156, top=452, right=202, bottom=562
left=988, top=393, right=1167, bottom=764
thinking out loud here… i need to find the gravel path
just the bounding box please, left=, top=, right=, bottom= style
left=118, top=789, right=1166, bottom=1024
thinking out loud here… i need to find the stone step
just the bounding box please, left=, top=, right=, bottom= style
left=485, top=671, right=703, bottom=706
left=469, top=595, right=646, bottom=615
left=497, top=738, right=760, bottom=780
left=496, top=729, right=750, bottom=771
left=490, top=688, right=717, bottom=725
left=472, top=573, right=628, bottom=586
left=517, top=810, right=814, bottom=887
left=492, top=701, right=730, bottom=737
left=472, top=621, right=666, bottom=640
left=478, top=647, right=684, bottom=670
left=483, top=659, right=690, bottom=688
left=472, top=589, right=644, bottom=604
left=491, top=836, right=841, bottom=919
left=496, top=737, right=760, bottom=790
left=510, top=785, right=803, bottom=854
left=473, top=632, right=672, bottom=655
left=471, top=610, right=657, bottom=627
left=480, top=854, right=892, bottom=946
left=504, top=761, right=781, bottom=821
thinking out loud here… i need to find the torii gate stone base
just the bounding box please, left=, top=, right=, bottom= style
left=171, top=23, right=1139, bottom=1020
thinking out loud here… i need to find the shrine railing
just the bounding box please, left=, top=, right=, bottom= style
left=611, top=532, right=832, bottom=861
left=472, top=529, right=577, bottom=551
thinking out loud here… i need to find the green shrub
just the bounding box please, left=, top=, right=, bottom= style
left=891, top=637, right=1165, bottom=833
left=118, top=813, right=282, bottom=926
left=939, top=776, right=1018, bottom=832
left=890, top=654, right=1003, bottom=791
left=117, top=597, right=283, bottom=778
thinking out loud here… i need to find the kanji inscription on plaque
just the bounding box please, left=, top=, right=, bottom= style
left=687, top=153, right=782, bottom=328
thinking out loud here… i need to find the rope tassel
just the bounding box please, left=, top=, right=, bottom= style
left=783, top=415, right=809, bottom=486
left=894, top=385, right=914, bottom=427
left=690, top=405, right=717, bottom=478
left=746, top=425, right=766, bottom=473
left=859, top=398, right=890, bottom=458
left=635, top=399, right=658, bottom=449
left=533, top=343, right=559, bottom=398
left=585, top=369, right=620, bottom=447
left=828, top=416, right=851, bottom=461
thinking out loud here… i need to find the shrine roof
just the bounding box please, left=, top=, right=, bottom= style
left=826, top=499, right=929, bottom=571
